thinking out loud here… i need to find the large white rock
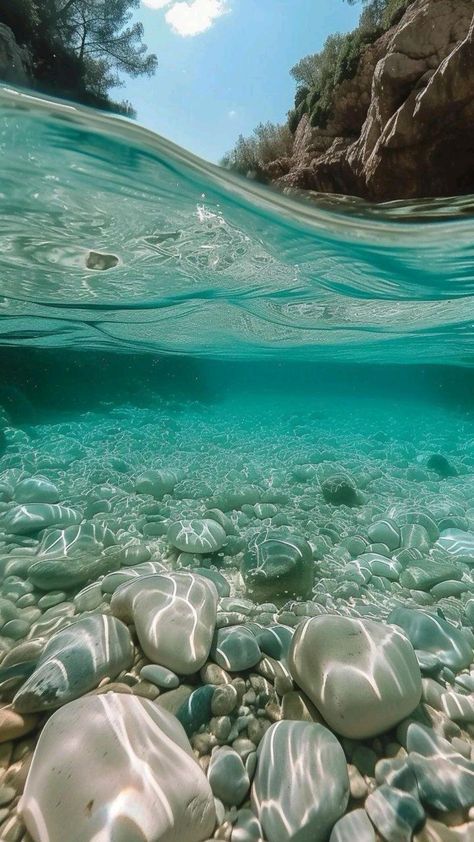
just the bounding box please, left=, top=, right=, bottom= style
left=20, top=693, right=216, bottom=842
left=251, top=720, right=349, bottom=842
left=288, top=615, right=422, bottom=739
left=111, top=572, right=218, bottom=675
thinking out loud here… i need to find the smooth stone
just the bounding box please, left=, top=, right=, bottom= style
left=389, top=608, right=473, bottom=672
left=375, top=757, right=419, bottom=798
left=37, top=521, right=115, bottom=557
left=329, top=809, right=376, bottom=842
left=192, top=568, right=231, bottom=597
left=367, top=519, right=400, bottom=551
left=211, top=627, right=262, bottom=672
left=0, top=707, right=38, bottom=743
left=255, top=629, right=283, bottom=660
left=400, top=524, right=431, bottom=553
left=156, top=685, right=193, bottom=715
left=426, top=454, right=458, bottom=478
left=1, top=619, right=30, bottom=640
left=431, top=581, right=472, bottom=599
left=231, top=808, right=264, bottom=842
left=176, top=685, right=215, bottom=737
left=440, top=691, right=474, bottom=723
left=28, top=551, right=121, bottom=591
left=365, top=784, right=425, bottom=842
left=241, top=532, right=313, bottom=601
left=208, top=747, right=250, bottom=806
left=167, top=519, right=227, bottom=553
left=0, top=504, right=82, bottom=535
left=73, top=582, right=103, bottom=612
left=436, top=529, right=474, bottom=562
left=321, top=476, right=359, bottom=507
left=20, top=693, right=216, bottom=842
left=406, top=723, right=474, bottom=810
left=14, top=478, right=60, bottom=504
left=399, top=564, right=461, bottom=592
left=140, top=665, right=179, bottom=690
left=100, top=561, right=166, bottom=594
left=111, top=572, right=218, bottom=675
left=289, top=615, right=422, bottom=739
left=201, top=663, right=232, bottom=685
left=211, top=684, right=239, bottom=716
left=134, top=468, right=180, bottom=498
left=37, top=592, right=66, bottom=610
left=13, top=615, right=133, bottom=712
left=251, top=720, right=349, bottom=842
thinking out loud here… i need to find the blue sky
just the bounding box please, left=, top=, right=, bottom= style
left=121, top=0, right=361, bottom=163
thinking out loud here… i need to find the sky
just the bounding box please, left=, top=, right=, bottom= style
left=120, top=0, right=361, bottom=163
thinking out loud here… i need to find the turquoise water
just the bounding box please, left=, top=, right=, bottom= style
left=0, top=86, right=474, bottom=842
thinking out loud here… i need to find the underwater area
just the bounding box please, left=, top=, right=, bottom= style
left=0, top=85, right=473, bottom=842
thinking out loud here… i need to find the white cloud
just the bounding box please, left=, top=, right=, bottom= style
left=228, top=109, right=237, bottom=119
left=165, top=0, right=229, bottom=37
left=141, top=0, right=172, bottom=8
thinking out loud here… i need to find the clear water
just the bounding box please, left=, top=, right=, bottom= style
left=1, top=85, right=474, bottom=841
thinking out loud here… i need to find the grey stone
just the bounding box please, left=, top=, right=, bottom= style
left=13, top=615, right=133, bottom=712
left=208, top=747, right=250, bottom=806
left=251, top=720, right=349, bottom=842
left=389, top=608, right=473, bottom=672
left=365, top=784, right=425, bottom=842
left=329, top=809, right=376, bottom=842
left=289, top=615, right=421, bottom=739
left=211, top=627, right=262, bottom=672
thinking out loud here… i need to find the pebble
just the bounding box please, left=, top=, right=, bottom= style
left=20, top=693, right=216, bottom=842
left=365, top=784, right=425, bottom=841
left=211, top=627, right=262, bottom=672
left=212, top=684, right=239, bottom=716
left=389, top=608, right=473, bottom=672
left=111, top=572, right=218, bottom=675
left=13, top=615, right=133, bottom=712
left=0, top=708, right=37, bottom=744
left=329, top=808, right=376, bottom=842
left=241, top=532, right=313, bottom=601
left=208, top=747, right=250, bottom=806
left=139, top=664, right=179, bottom=690
left=167, top=518, right=227, bottom=553
left=251, top=720, right=349, bottom=842
left=288, top=615, right=422, bottom=739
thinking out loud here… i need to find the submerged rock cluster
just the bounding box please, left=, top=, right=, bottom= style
left=0, top=398, right=472, bottom=841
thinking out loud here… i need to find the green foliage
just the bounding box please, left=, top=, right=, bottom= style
left=0, top=0, right=156, bottom=116
left=223, top=0, right=415, bottom=176
left=292, top=0, right=414, bottom=130
left=221, top=122, right=293, bottom=178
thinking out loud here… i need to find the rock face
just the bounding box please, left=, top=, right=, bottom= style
left=288, top=615, right=422, bottom=739
left=251, top=720, right=349, bottom=842
left=268, top=0, right=474, bottom=201
left=20, top=693, right=216, bottom=842
left=0, top=24, right=32, bottom=87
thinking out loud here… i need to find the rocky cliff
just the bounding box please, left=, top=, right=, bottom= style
left=0, top=24, right=32, bottom=87
left=267, top=0, right=474, bottom=201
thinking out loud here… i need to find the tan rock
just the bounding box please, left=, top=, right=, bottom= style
left=0, top=708, right=37, bottom=745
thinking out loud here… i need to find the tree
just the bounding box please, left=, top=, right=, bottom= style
left=0, top=0, right=156, bottom=116
left=221, top=122, right=293, bottom=178
left=44, top=0, right=157, bottom=81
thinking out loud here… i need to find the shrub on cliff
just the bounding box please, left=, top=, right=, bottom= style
left=221, top=122, right=293, bottom=179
